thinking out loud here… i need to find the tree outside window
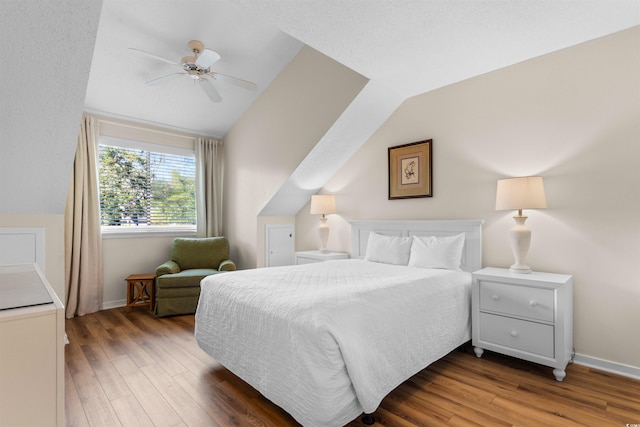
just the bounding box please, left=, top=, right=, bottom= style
left=98, top=144, right=196, bottom=231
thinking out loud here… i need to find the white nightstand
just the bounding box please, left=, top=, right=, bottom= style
left=472, top=267, right=573, bottom=381
left=295, top=250, right=349, bottom=265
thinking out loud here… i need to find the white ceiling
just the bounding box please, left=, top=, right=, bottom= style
left=85, top=0, right=640, bottom=137
left=84, top=0, right=303, bottom=137
left=86, top=0, right=640, bottom=137
left=2, top=0, right=637, bottom=216
left=240, top=0, right=640, bottom=98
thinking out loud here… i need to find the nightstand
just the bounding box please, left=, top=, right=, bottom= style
left=472, top=267, right=573, bottom=381
left=295, top=250, right=349, bottom=265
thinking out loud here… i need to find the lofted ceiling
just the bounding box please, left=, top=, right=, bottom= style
left=86, top=0, right=640, bottom=137
left=239, top=0, right=640, bottom=98
left=84, top=0, right=303, bottom=137
left=2, top=0, right=638, bottom=216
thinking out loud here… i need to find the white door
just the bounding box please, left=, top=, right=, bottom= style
left=266, top=224, right=294, bottom=267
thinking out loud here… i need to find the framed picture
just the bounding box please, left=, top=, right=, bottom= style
left=388, top=139, right=432, bottom=199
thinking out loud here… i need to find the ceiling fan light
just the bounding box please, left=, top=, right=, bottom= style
left=181, top=55, right=196, bottom=64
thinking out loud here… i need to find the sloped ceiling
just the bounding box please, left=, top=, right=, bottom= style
left=233, top=0, right=640, bottom=98
left=84, top=0, right=303, bottom=137
left=1, top=0, right=638, bottom=216
left=0, top=0, right=103, bottom=215
left=240, top=0, right=639, bottom=215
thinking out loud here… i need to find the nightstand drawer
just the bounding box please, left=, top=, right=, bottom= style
left=295, top=251, right=349, bottom=264
left=480, top=281, right=554, bottom=322
left=296, top=256, right=318, bottom=265
left=479, top=312, right=555, bottom=358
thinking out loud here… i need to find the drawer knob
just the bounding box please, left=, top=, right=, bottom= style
left=492, top=294, right=499, bottom=301
left=529, top=300, right=538, bottom=307
left=510, top=330, right=518, bottom=337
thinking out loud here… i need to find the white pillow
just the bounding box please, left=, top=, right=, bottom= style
left=364, top=233, right=413, bottom=265
left=408, top=233, right=465, bottom=270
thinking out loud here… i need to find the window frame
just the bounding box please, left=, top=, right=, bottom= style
left=97, top=135, right=197, bottom=239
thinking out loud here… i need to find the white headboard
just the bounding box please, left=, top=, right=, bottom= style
left=350, top=220, right=484, bottom=272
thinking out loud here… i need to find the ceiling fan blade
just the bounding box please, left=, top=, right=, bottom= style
left=145, top=73, right=186, bottom=86
left=212, top=72, right=257, bottom=91
left=128, top=48, right=179, bottom=66
left=199, top=78, right=222, bottom=102
left=195, top=48, right=221, bottom=68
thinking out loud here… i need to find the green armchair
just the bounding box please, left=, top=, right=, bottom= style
left=154, top=237, right=236, bottom=317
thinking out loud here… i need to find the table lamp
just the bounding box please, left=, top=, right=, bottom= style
left=310, top=195, right=336, bottom=252
left=495, top=176, right=547, bottom=273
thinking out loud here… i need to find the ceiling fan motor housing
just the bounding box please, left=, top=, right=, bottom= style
left=187, top=40, right=204, bottom=55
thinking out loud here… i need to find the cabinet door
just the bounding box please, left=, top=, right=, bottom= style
left=266, top=224, right=294, bottom=267
left=0, top=310, right=58, bottom=427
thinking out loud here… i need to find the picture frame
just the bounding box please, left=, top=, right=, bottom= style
left=388, top=139, right=432, bottom=199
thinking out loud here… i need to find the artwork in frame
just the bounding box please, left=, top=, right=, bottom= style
left=388, top=139, right=432, bottom=199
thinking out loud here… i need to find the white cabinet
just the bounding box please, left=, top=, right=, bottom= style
left=295, top=250, right=349, bottom=265
left=0, top=264, right=65, bottom=427
left=472, top=267, right=573, bottom=381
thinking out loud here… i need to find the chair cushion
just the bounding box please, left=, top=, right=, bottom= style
left=156, top=268, right=220, bottom=288
left=171, top=237, right=229, bottom=270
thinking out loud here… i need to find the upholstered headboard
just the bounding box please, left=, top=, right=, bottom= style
left=350, top=220, right=483, bottom=273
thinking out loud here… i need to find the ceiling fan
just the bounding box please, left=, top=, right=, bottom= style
left=129, top=40, right=257, bottom=103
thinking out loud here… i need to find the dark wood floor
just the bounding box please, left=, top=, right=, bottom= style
left=65, top=307, right=640, bottom=427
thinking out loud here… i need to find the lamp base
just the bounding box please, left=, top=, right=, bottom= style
left=318, top=217, right=329, bottom=252
left=509, top=265, right=532, bottom=274
left=509, top=215, right=532, bottom=274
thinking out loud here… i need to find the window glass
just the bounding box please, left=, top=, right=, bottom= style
left=98, top=141, right=196, bottom=235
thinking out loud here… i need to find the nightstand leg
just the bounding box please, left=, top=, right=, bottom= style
left=473, top=347, right=484, bottom=358
left=553, top=368, right=566, bottom=382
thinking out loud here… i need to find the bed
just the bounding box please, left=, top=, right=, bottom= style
left=195, top=219, right=483, bottom=426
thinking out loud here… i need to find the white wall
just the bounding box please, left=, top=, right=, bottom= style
left=224, top=46, right=368, bottom=269
left=296, top=28, right=640, bottom=369
left=0, top=1, right=101, bottom=307
left=102, top=235, right=178, bottom=307
left=256, top=216, right=295, bottom=268
left=96, top=115, right=201, bottom=307
left=0, top=214, right=66, bottom=302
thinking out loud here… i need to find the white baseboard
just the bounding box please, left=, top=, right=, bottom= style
left=573, top=353, right=640, bottom=380
left=102, top=299, right=126, bottom=310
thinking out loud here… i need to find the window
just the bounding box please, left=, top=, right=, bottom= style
left=98, top=137, right=196, bottom=236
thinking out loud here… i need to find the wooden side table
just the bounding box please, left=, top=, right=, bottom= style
left=125, top=273, right=155, bottom=312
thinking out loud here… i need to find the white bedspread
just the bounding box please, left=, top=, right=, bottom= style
left=195, top=259, right=471, bottom=427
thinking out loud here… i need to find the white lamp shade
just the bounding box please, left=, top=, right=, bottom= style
left=495, top=176, right=546, bottom=274
left=310, top=195, right=337, bottom=215
left=495, top=176, right=547, bottom=211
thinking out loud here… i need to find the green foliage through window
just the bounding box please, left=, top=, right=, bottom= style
left=98, top=144, right=196, bottom=229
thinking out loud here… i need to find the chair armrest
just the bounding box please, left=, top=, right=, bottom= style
left=155, top=260, right=180, bottom=277
left=218, top=260, right=236, bottom=272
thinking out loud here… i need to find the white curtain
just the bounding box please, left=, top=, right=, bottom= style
left=195, top=137, right=224, bottom=237
left=64, top=114, right=103, bottom=318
